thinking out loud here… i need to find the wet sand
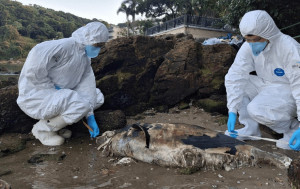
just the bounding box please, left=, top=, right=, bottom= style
left=0, top=106, right=297, bottom=188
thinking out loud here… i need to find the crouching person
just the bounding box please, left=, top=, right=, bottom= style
left=17, top=22, right=109, bottom=146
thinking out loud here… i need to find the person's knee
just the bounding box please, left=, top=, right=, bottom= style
left=246, top=102, right=257, bottom=119
left=247, top=102, right=276, bottom=126
left=94, top=88, right=104, bottom=110
left=59, top=91, right=91, bottom=124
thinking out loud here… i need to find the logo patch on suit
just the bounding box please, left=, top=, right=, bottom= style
left=274, top=68, right=285, bottom=76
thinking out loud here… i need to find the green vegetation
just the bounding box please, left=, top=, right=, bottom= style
left=0, top=0, right=94, bottom=60
left=195, top=98, right=227, bottom=115
left=1, top=0, right=300, bottom=60
left=119, top=0, right=300, bottom=38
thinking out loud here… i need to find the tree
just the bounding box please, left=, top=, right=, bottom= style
left=0, top=4, right=9, bottom=26
left=118, top=0, right=141, bottom=36
left=0, top=25, right=20, bottom=41
left=137, top=0, right=181, bottom=20
left=219, top=0, right=300, bottom=37
left=117, top=3, right=131, bottom=36
left=135, top=19, right=155, bottom=35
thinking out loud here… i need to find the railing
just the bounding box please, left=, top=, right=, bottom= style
left=146, top=15, right=224, bottom=35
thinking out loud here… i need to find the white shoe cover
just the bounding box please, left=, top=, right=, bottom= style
left=32, top=116, right=68, bottom=146
left=32, top=126, right=65, bottom=146
left=58, top=129, right=72, bottom=139
left=225, top=126, right=261, bottom=141
left=276, top=128, right=298, bottom=150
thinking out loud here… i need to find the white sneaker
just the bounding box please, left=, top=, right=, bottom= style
left=225, top=126, right=261, bottom=141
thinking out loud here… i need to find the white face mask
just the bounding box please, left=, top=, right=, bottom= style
left=248, top=41, right=268, bottom=56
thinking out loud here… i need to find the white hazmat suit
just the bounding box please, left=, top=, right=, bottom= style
left=225, top=10, right=300, bottom=149
left=17, top=22, right=109, bottom=146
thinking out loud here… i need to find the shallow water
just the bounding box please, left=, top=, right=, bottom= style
left=0, top=63, right=23, bottom=73
left=0, top=63, right=22, bottom=81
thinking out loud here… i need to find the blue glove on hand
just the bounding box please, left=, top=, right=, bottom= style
left=54, top=85, right=61, bottom=90
left=289, top=127, right=300, bottom=151
left=87, top=115, right=100, bottom=138
left=227, top=112, right=237, bottom=138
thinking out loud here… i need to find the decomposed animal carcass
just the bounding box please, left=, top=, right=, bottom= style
left=96, top=123, right=291, bottom=171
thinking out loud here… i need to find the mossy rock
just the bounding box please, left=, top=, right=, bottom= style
left=155, top=105, right=169, bottom=113
left=0, top=133, right=32, bottom=157
left=195, top=98, right=227, bottom=115
left=178, top=102, right=190, bottom=110
left=124, top=102, right=149, bottom=116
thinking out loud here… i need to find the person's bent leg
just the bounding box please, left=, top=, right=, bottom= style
left=225, top=75, right=262, bottom=140
left=20, top=89, right=90, bottom=146
left=236, top=96, right=261, bottom=140
left=32, top=116, right=68, bottom=146
left=247, top=84, right=298, bottom=149
left=93, top=88, right=105, bottom=110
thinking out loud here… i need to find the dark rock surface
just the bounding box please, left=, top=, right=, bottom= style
left=288, top=158, right=300, bottom=189
left=0, top=34, right=237, bottom=134
left=0, top=133, right=33, bottom=158
left=69, top=110, right=127, bottom=137
left=93, top=34, right=236, bottom=115
left=0, top=77, right=18, bottom=89
left=0, top=86, right=36, bottom=134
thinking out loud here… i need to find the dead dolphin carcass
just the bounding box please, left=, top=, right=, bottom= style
left=96, top=123, right=291, bottom=171
left=0, top=179, right=11, bottom=189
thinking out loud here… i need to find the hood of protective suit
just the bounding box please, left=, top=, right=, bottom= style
left=71, top=21, right=109, bottom=45
left=239, top=10, right=282, bottom=41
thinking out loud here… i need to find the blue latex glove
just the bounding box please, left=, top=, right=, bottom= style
left=87, top=115, right=100, bottom=138
left=289, top=128, right=300, bottom=151
left=227, top=112, right=237, bottom=138
left=54, top=85, right=61, bottom=90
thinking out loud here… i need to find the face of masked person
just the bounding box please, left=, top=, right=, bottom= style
left=244, top=35, right=268, bottom=56
left=248, top=41, right=268, bottom=56
left=85, top=45, right=101, bottom=58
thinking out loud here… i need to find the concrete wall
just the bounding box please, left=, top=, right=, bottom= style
left=109, top=25, right=124, bottom=40
left=186, top=27, right=228, bottom=39
left=150, top=25, right=229, bottom=39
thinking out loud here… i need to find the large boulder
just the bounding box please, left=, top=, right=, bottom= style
left=0, top=85, right=35, bottom=134
left=150, top=37, right=202, bottom=105
left=0, top=85, right=126, bottom=134
left=93, top=35, right=175, bottom=114
left=93, top=34, right=237, bottom=115
left=0, top=34, right=237, bottom=133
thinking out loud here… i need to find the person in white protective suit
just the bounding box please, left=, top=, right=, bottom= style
left=17, top=22, right=109, bottom=146
left=224, top=10, right=300, bottom=150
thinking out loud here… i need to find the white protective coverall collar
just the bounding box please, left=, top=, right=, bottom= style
left=17, top=21, right=108, bottom=125
left=225, top=10, right=300, bottom=148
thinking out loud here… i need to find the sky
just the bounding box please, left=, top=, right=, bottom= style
left=15, top=0, right=138, bottom=25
